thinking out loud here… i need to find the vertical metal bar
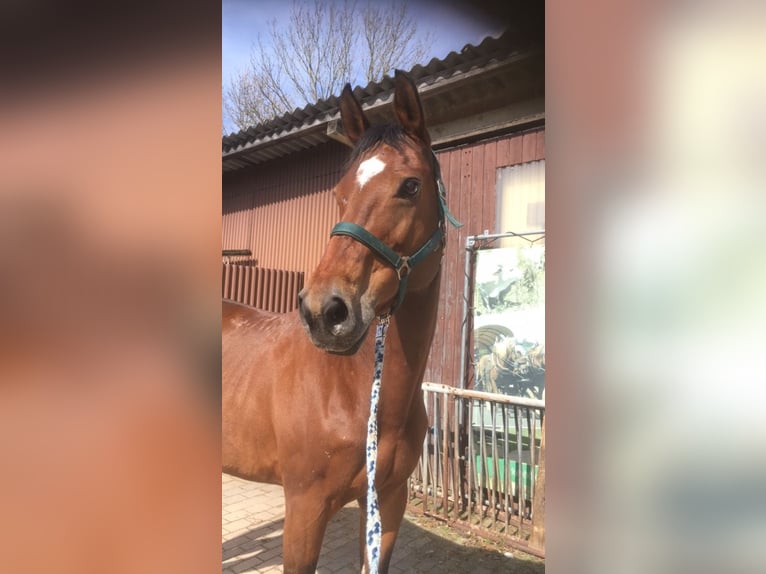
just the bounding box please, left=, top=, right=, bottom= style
left=441, top=393, right=450, bottom=518
left=420, top=389, right=429, bottom=509
left=222, top=263, right=230, bottom=299
left=529, top=408, right=537, bottom=514
left=230, top=265, right=239, bottom=301
left=265, top=267, right=270, bottom=310
left=424, top=390, right=432, bottom=512
left=259, top=268, right=267, bottom=310
left=496, top=401, right=500, bottom=529
left=479, top=399, right=487, bottom=520
left=271, top=268, right=278, bottom=312
left=457, top=387, right=467, bottom=519
left=526, top=407, right=534, bottom=517
left=503, top=403, right=510, bottom=529
left=467, top=397, right=475, bottom=523
left=487, top=400, right=494, bottom=527
left=284, top=271, right=293, bottom=312
left=243, top=265, right=249, bottom=304
left=515, top=405, right=523, bottom=522
left=527, top=407, right=532, bottom=520
left=458, top=238, right=475, bottom=389
left=274, top=269, right=286, bottom=313
left=241, top=265, right=249, bottom=304
left=256, top=268, right=264, bottom=309
left=244, top=265, right=253, bottom=306
left=239, top=264, right=246, bottom=304
left=284, top=270, right=291, bottom=313
left=250, top=267, right=257, bottom=308
left=236, top=265, right=245, bottom=303
left=288, top=271, right=297, bottom=311
left=424, top=391, right=431, bottom=500
left=452, top=395, right=461, bottom=521
left=433, top=391, right=440, bottom=512
left=281, top=270, right=288, bottom=313
left=525, top=407, right=532, bottom=521
left=431, top=390, right=438, bottom=512
left=275, top=269, right=284, bottom=313
left=258, top=268, right=266, bottom=310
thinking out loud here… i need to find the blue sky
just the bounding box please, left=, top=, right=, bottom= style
left=222, top=0, right=505, bottom=130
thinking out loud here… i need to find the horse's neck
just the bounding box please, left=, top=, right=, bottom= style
left=392, top=277, right=441, bottom=363
left=375, top=272, right=441, bottom=421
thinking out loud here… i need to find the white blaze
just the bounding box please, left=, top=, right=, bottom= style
left=356, top=156, right=385, bottom=188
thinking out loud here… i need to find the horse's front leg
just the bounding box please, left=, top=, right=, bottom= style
left=357, top=481, right=408, bottom=574
left=282, top=488, right=331, bottom=574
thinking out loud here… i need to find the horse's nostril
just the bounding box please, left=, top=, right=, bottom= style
left=297, top=290, right=314, bottom=329
left=322, top=296, right=349, bottom=328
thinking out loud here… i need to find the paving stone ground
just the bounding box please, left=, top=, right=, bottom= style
left=222, top=474, right=544, bottom=573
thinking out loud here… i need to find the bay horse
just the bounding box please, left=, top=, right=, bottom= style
left=222, top=70, right=454, bottom=573
left=476, top=336, right=546, bottom=399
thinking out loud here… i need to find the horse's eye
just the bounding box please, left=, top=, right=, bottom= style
left=398, top=178, right=420, bottom=198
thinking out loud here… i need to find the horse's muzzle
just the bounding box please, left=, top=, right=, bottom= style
left=297, top=288, right=368, bottom=354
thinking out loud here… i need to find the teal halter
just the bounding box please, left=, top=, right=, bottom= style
left=330, top=152, right=461, bottom=314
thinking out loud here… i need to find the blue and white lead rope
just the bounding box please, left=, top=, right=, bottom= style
left=365, top=314, right=390, bottom=574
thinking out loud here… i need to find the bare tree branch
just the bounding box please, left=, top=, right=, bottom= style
left=361, top=1, right=433, bottom=83
left=223, top=0, right=433, bottom=133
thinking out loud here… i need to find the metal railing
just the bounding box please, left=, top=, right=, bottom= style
left=408, top=382, right=545, bottom=557
left=222, top=263, right=304, bottom=313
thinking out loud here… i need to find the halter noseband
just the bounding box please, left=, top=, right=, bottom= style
left=330, top=151, right=461, bottom=314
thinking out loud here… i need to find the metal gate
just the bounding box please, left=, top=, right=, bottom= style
left=408, top=383, right=545, bottom=557
left=408, top=230, right=546, bottom=556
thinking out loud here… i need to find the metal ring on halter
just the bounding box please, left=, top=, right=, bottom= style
left=396, top=257, right=411, bottom=279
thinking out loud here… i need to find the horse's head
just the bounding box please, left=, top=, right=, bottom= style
left=298, top=70, right=447, bottom=354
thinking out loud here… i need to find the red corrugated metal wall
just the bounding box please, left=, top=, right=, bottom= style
left=221, top=128, right=545, bottom=386
left=223, top=142, right=346, bottom=274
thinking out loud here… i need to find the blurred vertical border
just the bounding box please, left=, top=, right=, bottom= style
left=0, top=0, right=221, bottom=572
left=548, top=1, right=766, bottom=572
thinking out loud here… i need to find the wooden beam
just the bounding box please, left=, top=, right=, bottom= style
left=429, top=98, right=545, bottom=148
left=326, top=118, right=353, bottom=148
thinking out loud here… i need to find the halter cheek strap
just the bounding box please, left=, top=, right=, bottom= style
left=330, top=221, right=443, bottom=312
left=329, top=151, right=461, bottom=314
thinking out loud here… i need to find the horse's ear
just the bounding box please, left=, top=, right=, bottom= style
left=393, top=70, right=430, bottom=146
left=339, top=83, right=369, bottom=145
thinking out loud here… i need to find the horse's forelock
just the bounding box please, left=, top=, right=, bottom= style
left=343, top=124, right=411, bottom=173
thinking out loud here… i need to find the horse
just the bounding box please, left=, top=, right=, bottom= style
left=475, top=336, right=546, bottom=399
left=476, top=335, right=519, bottom=394
left=222, top=70, right=452, bottom=573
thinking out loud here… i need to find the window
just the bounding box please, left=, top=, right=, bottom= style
left=496, top=159, right=545, bottom=235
